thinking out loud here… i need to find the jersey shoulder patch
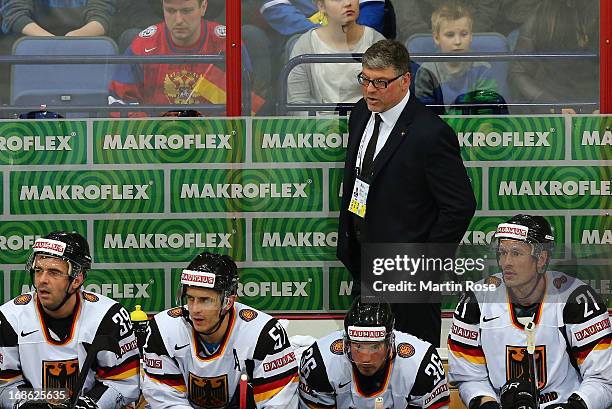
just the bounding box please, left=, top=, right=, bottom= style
left=397, top=342, right=416, bottom=358
left=82, top=292, right=99, bottom=302
left=329, top=338, right=344, bottom=355
left=139, top=25, right=158, bottom=38
left=167, top=307, right=183, bottom=318
left=213, top=24, right=226, bottom=38
left=14, top=294, right=32, bottom=305
left=239, top=308, right=258, bottom=322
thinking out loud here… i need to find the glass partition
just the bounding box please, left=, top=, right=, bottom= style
left=0, top=0, right=603, bottom=117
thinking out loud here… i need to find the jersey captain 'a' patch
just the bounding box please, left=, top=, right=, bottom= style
left=188, top=372, right=229, bottom=408
left=239, top=309, right=258, bottom=322
left=43, top=358, right=79, bottom=397
left=167, top=307, right=183, bottom=318
left=506, top=345, right=547, bottom=389
left=397, top=342, right=415, bottom=358
left=14, top=294, right=32, bottom=305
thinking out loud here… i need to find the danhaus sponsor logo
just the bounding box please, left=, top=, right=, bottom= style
left=102, top=133, right=232, bottom=150
left=20, top=184, right=150, bottom=200
left=458, top=131, right=551, bottom=147
left=181, top=183, right=307, bottom=199
left=581, top=130, right=612, bottom=146
left=498, top=180, right=611, bottom=196
left=0, top=134, right=73, bottom=151
left=263, top=352, right=296, bottom=372
left=262, top=232, right=337, bottom=247
left=261, top=132, right=348, bottom=149
left=104, top=233, right=232, bottom=249
left=238, top=281, right=309, bottom=297
left=581, top=230, right=612, bottom=244
left=574, top=318, right=611, bottom=341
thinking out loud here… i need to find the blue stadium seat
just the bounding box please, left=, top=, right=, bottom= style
left=406, top=32, right=510, bottom=103
left=10, top=37, right=118, bottom=116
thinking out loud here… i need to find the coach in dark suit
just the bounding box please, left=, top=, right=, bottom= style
left=337, top=39, right=476, bottom=346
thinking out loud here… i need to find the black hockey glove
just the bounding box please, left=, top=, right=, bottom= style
left=500, top=378, right=537, bottom=409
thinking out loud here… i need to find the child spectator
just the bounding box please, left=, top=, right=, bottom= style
left=287, top=0, right=384, bottom=112
left=415, top=1, right=501, bottom=114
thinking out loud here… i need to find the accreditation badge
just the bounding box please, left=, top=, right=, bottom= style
left=348, top=176, right=369, bottom=218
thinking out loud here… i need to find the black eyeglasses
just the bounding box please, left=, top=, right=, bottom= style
left=357, top=72, right=406, bottom=89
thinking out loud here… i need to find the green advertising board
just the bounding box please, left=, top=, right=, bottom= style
left=445, top=116, right=565, bottom=161
left=0, top=121, right=87, bottom=165
left=571, top=116, right=612, bottom=160
left=0, top=115, right=609, bottom=314
left=489, top=166, right=611, bottom=210
left=10, top=169, right=164, bottom=214
left=93, top=119, right=246, bottom=164
left=466, top=167, right=483, bottom=210
left=329, top=167, right=344, bottom=212
left=171, top=168, right=323, bottom=212
left=571, top=215, right=612, bottom=259
left=0, top=220, right=87, bottom=264
left=252, top=118, right=348, bottom=162
left=252, top=217, right=338, bottom=261
left=94, top=218, right=246, bottom=263
left=328, top=267, right=354, bottom=311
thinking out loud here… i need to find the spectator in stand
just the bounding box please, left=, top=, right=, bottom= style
left=0, top=0, right=116, bottom=106
left=287, top=0, right=385, bottom=113
left=108, top=0, right=264, bottom=117
left=394, top=0, right=499, bottom=45
left=494, top=0, right=542, bottom=48
left=1, top=0, right=115, bottom=37
left=508, top=0, right=599, bottom=114
left=415, top=1, right=502, bottom=114
left=258, top=0, right=385, bottom=40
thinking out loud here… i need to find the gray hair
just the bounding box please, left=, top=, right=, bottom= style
left=362, top=39, right=411, bottom=76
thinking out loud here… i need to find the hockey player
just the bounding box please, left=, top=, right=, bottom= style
left=0, top=231, right=140, bottom=409
left=298, top=297, right=450, bottom=408
left=141, top=252, right=298, bottom=408
left=448, top=214, right=612, bottom=409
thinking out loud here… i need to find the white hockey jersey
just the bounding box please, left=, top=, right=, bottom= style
left=448, top=271, right=612, bottom=409
left=142, top=302, right=298, bottom=408
left=0, top=291, right=140, bottom=409
left=298, top=329, right=450, bottom=408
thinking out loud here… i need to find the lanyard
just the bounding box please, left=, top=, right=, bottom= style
left=355, top=115, right=376, bottom=177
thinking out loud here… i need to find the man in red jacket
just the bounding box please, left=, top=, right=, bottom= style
left=109, top=0, right=262, bottom=116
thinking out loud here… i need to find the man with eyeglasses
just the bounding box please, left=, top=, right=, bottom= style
left=298, top=297, right=450, bottom=408
left=448, top=214, right=612, bottom=409
left=337, top=39, right=476, bottom=347
left=0, top=231, right=140, bottom=409
left=141, top=252, right=298, bottom=408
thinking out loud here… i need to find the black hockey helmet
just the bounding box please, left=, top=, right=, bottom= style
left=494, top=214, right=555, bottom=271
left=177, top=252, right=239, bottom=310
left=26, top=231, right=92, bottom=281
left=343, top=297, right=395, bottom=359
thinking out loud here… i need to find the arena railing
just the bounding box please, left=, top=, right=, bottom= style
left=277, top=52, right=599, bottom=116
left=0, top=54, right=252, bottom=117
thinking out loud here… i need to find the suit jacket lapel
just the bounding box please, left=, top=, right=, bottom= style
left=370, top=96, right=418, bottom=180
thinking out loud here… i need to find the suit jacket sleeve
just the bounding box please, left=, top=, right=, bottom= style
left=422, top=118, right=476, bottom=243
